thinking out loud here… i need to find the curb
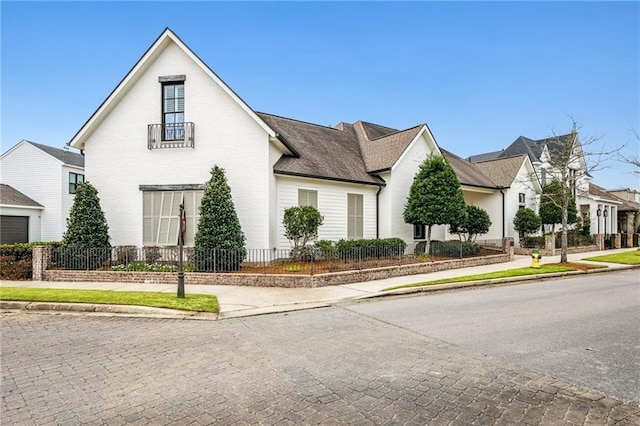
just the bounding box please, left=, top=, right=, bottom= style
left=2, top=263, right=637, bottom=319
left=359, top=264, right=640, bottom=300
left=0, top=301, right=218, bottom=320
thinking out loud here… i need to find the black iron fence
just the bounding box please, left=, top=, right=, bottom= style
left=49, top=239, right=504, bottom=274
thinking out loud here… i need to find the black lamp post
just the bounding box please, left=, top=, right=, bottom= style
left=603, top=207, right=609, bottom=236
left=177, top=203, right=185, bottom=298
left=597, top=208, right=601, bottom=234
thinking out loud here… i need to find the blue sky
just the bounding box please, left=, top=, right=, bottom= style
left=2, top=1, right=638, bottom=189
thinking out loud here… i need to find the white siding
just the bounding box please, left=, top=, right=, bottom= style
left=456, top=189, right=503, bottom=241
left=0, top=142, right=77, bottom=241
left=0, top=206, right=43, bottom=242
left=378, top=132, right=439, bottom=244
left=276, top=176, right=378, bottom=249
left=83, top=42, right=276, bottom=249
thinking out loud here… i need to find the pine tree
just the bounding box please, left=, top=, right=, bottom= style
left=404, top=155, right=466, bottom=254
left=62, top=182, right=111, bottom=269
left=194, top=166, right=246, bottom=271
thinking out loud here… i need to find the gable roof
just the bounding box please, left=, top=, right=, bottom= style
left=357, top=124, right=425, bottom=173
left=1, top=140, right=84, bottom=168
left=0, top=184, right=44, bottom=208
left=258, top=113, right=384, bottom=186
left=473, top=154, right=530, bottom=188
left=26, top=141, right=84, bottom=167
left=441, top=149, right=503, bottom=189
left=501, top=134, right=576, bottom=163
left=68, top=28, right=281, bottom=151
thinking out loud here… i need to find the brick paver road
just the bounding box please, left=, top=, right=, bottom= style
left=2, top=308, right=639, bottom=425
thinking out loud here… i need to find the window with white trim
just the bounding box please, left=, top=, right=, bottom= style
left=518, top=193, right=526, bottom=209
left=298, top=189, right=318, bottom=208
left=347, top=193, right=363, bottom=239
left=143, top=190, right=202, bottom=246
left=413, top=224, right=426, bottom=240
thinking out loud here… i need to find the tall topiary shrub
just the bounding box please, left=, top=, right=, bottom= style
left=404, top=155, right=466, bottom=254
left=513, top=207, right=542, bottom=245
left=62, top=182, right=111, bottom=269
left=194, top=166, right=246, bottom=272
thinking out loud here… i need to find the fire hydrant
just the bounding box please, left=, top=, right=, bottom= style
left=531, top=248, right=542, bottom=269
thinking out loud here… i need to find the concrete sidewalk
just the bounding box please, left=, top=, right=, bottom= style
left=1, top=248, right=637, bottom=319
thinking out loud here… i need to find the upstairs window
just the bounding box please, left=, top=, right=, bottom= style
left=518, top=193, right=526, bottom=209
left=69, top=172, right=84, bottom=194
left=162, top=83, right=184, bottom=140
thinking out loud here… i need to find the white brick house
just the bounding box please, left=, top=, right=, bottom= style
left=69, top=28, right=525, bottom=250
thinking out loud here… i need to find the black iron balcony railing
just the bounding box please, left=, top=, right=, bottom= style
left=148, top=122, right=195, bottom=149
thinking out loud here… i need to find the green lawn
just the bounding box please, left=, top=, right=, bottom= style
left=583, top=250, right=640, bottom=265
left=0, top=287, right=218, bottom=313
left=383, top=264, right=577, bottom=291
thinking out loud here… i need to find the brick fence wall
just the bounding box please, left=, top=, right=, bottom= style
left=40, top=253, right=511, bottom=288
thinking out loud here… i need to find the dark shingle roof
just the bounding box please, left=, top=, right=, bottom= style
left=467, top=150, right=504, bottom=163
left=441, top=149, right=502, bottom=189
left=0, top=184, right=43, bottom=207
left=500, top=134, right=575, bottom=163
left=257, top=113, right=383, bottom=186
left=258, top=112, right=506, bottom=189
left=474, top=155, right=529, bottom=188
left=26, top=141, right=84, bottom=167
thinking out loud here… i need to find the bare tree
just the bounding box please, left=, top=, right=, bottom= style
left=536, top=119, right=620, bottom=262
left=618, top=129, right=640, bottom=174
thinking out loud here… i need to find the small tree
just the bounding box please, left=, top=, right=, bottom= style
left=539, top=179, right=577, bottom=235
left=194, top=166, right=246, bottom=272
left=62, top=182, right=111, bottom=269
left=404, top=155, right=466, bottom=254
left=283, top=206, right=324, bottom=260
left=513, top=208, right=542, bottom=240
left=450, top=205, right=492, bottom=242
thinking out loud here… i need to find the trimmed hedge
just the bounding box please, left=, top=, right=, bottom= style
left=415, top=240, right=481, bottom=258
left=334, top=238, right=407, bottom=260
left=0, top=242, right=61, bottom=280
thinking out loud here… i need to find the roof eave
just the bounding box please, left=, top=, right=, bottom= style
left=274, top=170, right=385, bottom=187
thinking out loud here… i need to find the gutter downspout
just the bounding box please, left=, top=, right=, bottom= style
left=501, top=190, right=505, bottom=239
left=376, top=185, right=383, bottom=239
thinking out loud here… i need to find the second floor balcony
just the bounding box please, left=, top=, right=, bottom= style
left=148, top=122, right=195, bottom=149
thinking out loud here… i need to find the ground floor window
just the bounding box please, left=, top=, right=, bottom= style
left=143, top=190, right=202, bottom=246
left=413, top=224, right=426, bottom=240
left=347, top=193, right=363, bottom=239
left=298, top=189, right=318, bottom=208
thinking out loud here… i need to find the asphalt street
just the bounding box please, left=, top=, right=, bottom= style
left=347, top=269, right=640, bottom=404
left=2, top=271, right=639, bottom=425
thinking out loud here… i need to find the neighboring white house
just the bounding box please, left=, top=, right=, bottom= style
left=470, top=133, right=621, bottom=237
left=0, top=184, right=44, bottom=243
left=472, top=154, right=541, bottom=245
left=68, top=28, right=532, bottom=250
left=0, top=140, right=85, bottom=242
